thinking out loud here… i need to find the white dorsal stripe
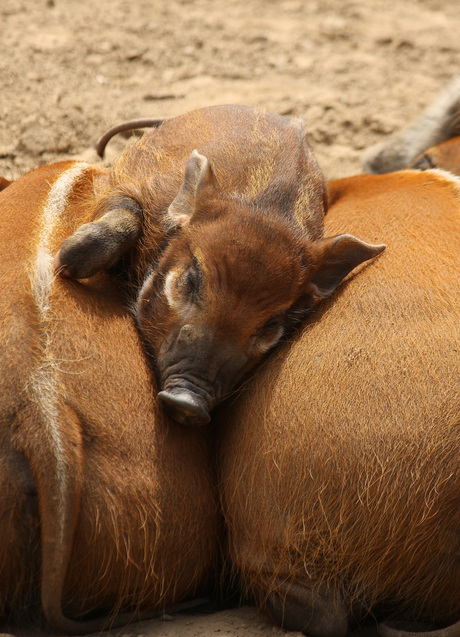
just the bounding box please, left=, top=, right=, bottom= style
left=32, top=163, right=89, bottom=317
left=28, top=162, right=89, bottom=542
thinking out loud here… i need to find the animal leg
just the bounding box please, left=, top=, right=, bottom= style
left=263, top=577, right=348, bottom=637
left=378, top=618, right=460, bottom=637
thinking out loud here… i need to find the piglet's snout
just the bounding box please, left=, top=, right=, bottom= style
left=158, top=387, right=211, bottom=427
left=157, top=324, right=249, bottom=427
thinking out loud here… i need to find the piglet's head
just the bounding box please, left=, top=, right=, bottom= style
left=135, top=150, right=385, bottom=427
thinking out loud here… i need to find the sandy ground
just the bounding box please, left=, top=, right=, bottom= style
left=1, top=606, right=384, bottom=637
left=2, top=0, right=460, bottom=183
left=1, top=0, right=459, bottom=635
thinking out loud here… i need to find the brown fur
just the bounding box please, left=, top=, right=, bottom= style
left=55, top=105, right=382, bottom=426
left=0, top=162, right=221, bottom=632
left=2, top=134, right=459, bottom=636
left=96, top=104, right=328, bottom=290
left=409, top=136, right=460, bottom=174
left=0, top=176, right=12, bottom=190
left=0, top=105, right=382, bottom=629
left=217, top=169, right=460, bottom=634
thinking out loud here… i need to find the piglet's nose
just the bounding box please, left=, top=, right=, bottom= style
left=158, top=389, right=211, bottom=427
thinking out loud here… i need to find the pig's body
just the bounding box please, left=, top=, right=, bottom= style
left=56, top=105, right=383, bottom=425
left=0, top=162, right=221, bottom=633
left=218, top=168, right=460, bottom=637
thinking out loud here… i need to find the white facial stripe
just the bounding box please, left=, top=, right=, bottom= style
left=28, top=162, right=89, bottom=543
left=164, top=270, right=181, bottom=308
left=134, top=270, right=155, bottom=322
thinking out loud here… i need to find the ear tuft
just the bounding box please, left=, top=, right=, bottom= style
left=168, top=150, right=213, bottom=226
left=308, top=234, right=386, bottom=298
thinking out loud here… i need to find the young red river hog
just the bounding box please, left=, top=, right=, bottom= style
left=54, top=105, right=385, bottom=426
left=217, top=167, right=460, bottom=637
left=0, top=161, right=221, bottom=634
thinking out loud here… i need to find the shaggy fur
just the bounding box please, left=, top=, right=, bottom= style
left=218, top=169, right=460, bottom=635
left=362, top=76, right=460, bottom=173
left=0, top=162, right=220, bottom=633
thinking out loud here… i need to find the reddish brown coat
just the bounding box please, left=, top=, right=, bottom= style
left=54, top=106, right=383, bottom=426
left=409, top=135, right=460, bottom=174
left=0, top=162, right=220, bottom=633
left=218, top=169, right=460, bottom=636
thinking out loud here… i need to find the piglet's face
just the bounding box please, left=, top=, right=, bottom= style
left=135, top=203, right=385, bottom=427
left=134, top=150, right=385, bottom=427
left=136, top=213, right=317, bottom=426
left=52, top=149, right=384, bottom=428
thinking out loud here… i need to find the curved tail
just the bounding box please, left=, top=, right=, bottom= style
left=96, top=117, right=169, bottom=157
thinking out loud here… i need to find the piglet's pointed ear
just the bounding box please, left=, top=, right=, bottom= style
left=168, top=150, right=213, bottom=226
left=308, top=234, right=386, bottom=298
left=53, top=195, right=143, bottom=280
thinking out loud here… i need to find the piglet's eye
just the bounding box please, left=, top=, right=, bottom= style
left=184, top=268, right=199, bottom=293
left=248, top=314, right=285, bottom=357
left=182, top=258, right=203, bottom=301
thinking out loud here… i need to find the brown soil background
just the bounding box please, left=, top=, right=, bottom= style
left=1, top=0, right=459, bottom=636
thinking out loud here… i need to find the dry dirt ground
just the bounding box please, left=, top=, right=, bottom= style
left=1, top=0, right=459, bottom=636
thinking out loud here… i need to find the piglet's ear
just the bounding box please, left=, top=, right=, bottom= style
left=168, top=149, right=213, bottom=226
left=308, top=234, right=386, bottom=298
left=53, top=195, right=143, bottom=280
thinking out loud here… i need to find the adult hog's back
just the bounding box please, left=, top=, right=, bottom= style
left=217, top=169, right=460, bottom=636
left=0, top=162, right=220, bottom=633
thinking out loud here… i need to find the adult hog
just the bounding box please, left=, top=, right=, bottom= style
left=54, top=105, right=384, bottom=426
left=363, top=75, right=460, bottom=173
left=0, top=176, right=11, bottom=190
left=0, top=161, right=221, bottom=634
left=218, top=168, right=460, bottom=637
left=408, top=135, right=460, bottom=174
